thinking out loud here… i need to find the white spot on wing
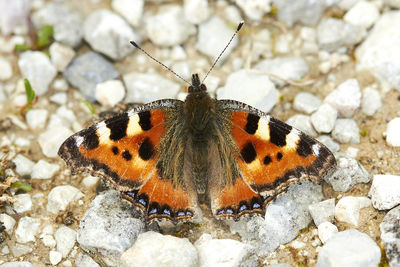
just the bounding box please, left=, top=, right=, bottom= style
left=255, top=116, right=270, bottom=140
left=284, top=128, right=300, bottom=151
left=75, top=136, right=84, bottom=147
left=312, top=143, right=320, bottom=156
left=97, top=121, right=111, bottom=144
left=127, top=113, right=141, bottom=136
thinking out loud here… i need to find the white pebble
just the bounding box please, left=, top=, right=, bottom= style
left=332, top=118, right=360, bottom=144
left=12, top=154, right=35, bottom=176
left=42, top=234, right=57, bottom=248
left=224, top=5, right=243, bottom=25
left=184, top=0, right=210, bottom=24
left=15, top=216, right=41, bottom=243
left=386, top=117, right=400, bottom=147
left=293, top=92, right=322, bottom=114
left=81, top=175, right=100, bottom=190
left=0, top=57, right=13, bottom=81
left=95, top=80, right=125, bottom=107
left=111, top=0, right=143, bottom=27
left=50, top=250, right=63, bottom=265
left=38, top=126, right=73, bottom=158
left=14, top=137, right=30, bottom=147
left=235, top=0, right=271, bottom=21
left=25, top=109, right=48, bottom=130
left=318, top=222, right=338, bottom=244
left=369, top=174, right=400, bottom=210
left=335, top=196, right=371, bottom=226
left=13, top=194, right=32, bottom=213
left=50, top=92, right=67, bottom=105
left=0, top=213, right=16, bottom=235
left=325, top=79, right=361, bottom=118
left=31, top=159, right=60, bottom=179
left=311, top=103, right=337, bottom=133
left=55, top=226, right=76, bottom=258
left=53, top=78, right=69, bottom=91
left=361, top=86, right=381, bottom=116
left=47, top=185, right=84, bottom=214
left=309, top=198, right=335, bottom=226
left=49, top=42, right=76, bottom=72
left=344, top=1, right=379, bottom=29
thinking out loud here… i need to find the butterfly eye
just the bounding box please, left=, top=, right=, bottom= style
left=200, top=84, right=207, bottom=91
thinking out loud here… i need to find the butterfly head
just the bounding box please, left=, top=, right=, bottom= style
left=188, top=74, right=207, bottom=93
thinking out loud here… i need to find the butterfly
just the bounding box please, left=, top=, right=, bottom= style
left=58, top=71, right=336, bottom=223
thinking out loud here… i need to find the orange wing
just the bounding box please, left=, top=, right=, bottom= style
left=211, top=100, right=336, bottom=220
left=58, top=100, right=198, bottom=223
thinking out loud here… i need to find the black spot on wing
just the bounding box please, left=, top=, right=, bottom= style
left=111, top=146, right=119, bottom=155
left=263, top=155, right=272, bottom=165
left=296, top=133, right=315, bottom=157
left=245, top=113, right=260, bottom=134
left=81, top=126, right=99, bottom=150
left=269, top=117, right=291, bottom=147
left=105, top=112, right=129, bottom=141
left=139, top=137, right=154, bottom=160
left=241, top=142, right=257, bottom=163
left=122, top=150, right=132, bottom=161
left=139, top=111, right=152, bottom=131
left=277, top=152, right=283, bottom=161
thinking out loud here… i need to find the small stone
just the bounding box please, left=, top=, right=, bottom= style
left=325, top=154, right=371, bottom=192
left=81, top=175, right=100, bottom=190
left=317, top=229, right=380, bottom=267
left=317, top=222, right=338, bottom=244
left=83, top=9, right=141, bottom=60
left=369, top=174, right=400, bottom=210
left=293, top=92, right=322, bottom=114
left=49, top=251, right=62, bottom=265
left=14, top=137, right=30, bottom=147
left=286, top=114, right=317, bottom=137
left=0, top=213, right=16, bottom=235
left=217, top=69, right=277, bottom=113
left=15, top=216, right=41, bottom=243
left=55, top=226, right=76, bottom=258
left=31, top=159, right=60, bottom=179
left=121, top=231, right=198, bottom=267
left=32, top=3, right=83, bottom=47
left=0, top=0, right=30, bottom=35
left=42, top=235, right=57, bottom=248
left=272, top=0, right=330, bottom=27
left=335, top=196, right=371, bottom=226
left=13, top=194, right=32, bottom=213
left=224, top=5, right=243, bottom=25
left=235, top=0, right=271, bottom=21
left=345, top=146, right=359, bottom=158
left=95, top=80, right=125, bottom=107
left=25, top=109, right=48, bottom=130
left=50, top=92, right=67, bottom=105
left=317, top=135, right=340, bottom=153
left=123, top=72, right=180, bottom=103
left=308, top=198, right=335, bottom=226
left=77, top=190, right=144, bottom=266
left=171, top=61, right=191, bottom=81
left=62, top=260, right=72, bottom=267
left=12, top=154, right=35, bottom=176
left=18, top=51, right=57, bottom=96
left=49, top=42, right=75, bottom=72
left=311, top=103, right=337, bottom=133
left=184, top=0, right=210, bottom=24
left=75, top=253, right=100, bottom=267
left=386, top=117, right=400, bottom=147
left=64, top=52, right=120, bottom=102
left=325, top=79, right=361, bottom=118
left=195, top=233, right=256, bottom=267
left=361, top=87, right=382, bottom=116
left=317, top=18, right=366, bottom=52
left=0, top=57, right=13, bottom=81
left=47, top=185, right=84, bottom=214
left=343, top=1, right=379, bottom=29
left=196, top=16, right=239, bottom=63
left=38, top=126, right=73, bottom=158
left=145, top=5, right=195, bottom=47
left=380, top=205, right=400, bottom=267
left=111, top=0, right=143, bottom=27
left=355, top=11, right=400, bottom=91
left=53, top=78, right=69, bottom=91
left=254, top=57, right=310, bottom=87
left=332, top=119, right=360, bottom=144
left=9, top=244, right=33, bottom=257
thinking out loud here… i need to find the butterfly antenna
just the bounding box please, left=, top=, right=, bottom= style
left=202, top=21, right=244, bottom=84
left=130, top=41, right=192, bottom=86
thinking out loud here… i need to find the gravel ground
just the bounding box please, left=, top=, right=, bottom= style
left=0, top=0, right=400, bottom=266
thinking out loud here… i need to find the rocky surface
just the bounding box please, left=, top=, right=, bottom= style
left=0, top=1, right=399, bottom=266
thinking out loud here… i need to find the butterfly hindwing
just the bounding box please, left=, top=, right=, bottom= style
left=58, top=99, right=198, bottom=223
left=210, top=100, right=336, bottom=220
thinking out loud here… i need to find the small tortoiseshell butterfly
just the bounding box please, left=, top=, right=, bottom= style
left=58, top=23, right=336, bottom=223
